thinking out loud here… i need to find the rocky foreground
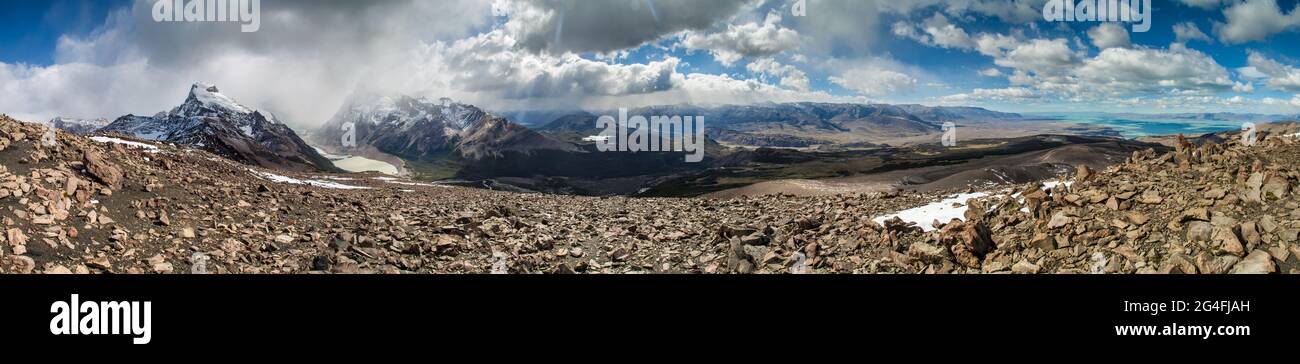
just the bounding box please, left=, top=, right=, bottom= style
left=0, top=114, right=1297, bottom=274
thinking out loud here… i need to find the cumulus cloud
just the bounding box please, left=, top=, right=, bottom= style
left=1246, top=51, right=1300, bottom=91
left=1173, top=22, right=1213, bottom=44
left=746, top=58, right=811, bottom=91
left=892, top=13, right=975, bottom=49
left=938, top=87, right=1041, bottom=103
left=994, top=38, right=1079, bottom=76
left=829, top=65, right=918, bottom=98
left=1087, top=23, right=1131, bottom=49
left=440, top=31, right=681, bottom=99
left=1215, top=0, right=1300, bottom=44
left=870, top=9, right=1243, bottom=103
left=681, top=11, right=801, bottom=66
left=1075, top=44, right=1238, bottom=95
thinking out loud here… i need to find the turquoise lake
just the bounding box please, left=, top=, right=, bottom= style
left=1026, top=113, right=1253, bottom=139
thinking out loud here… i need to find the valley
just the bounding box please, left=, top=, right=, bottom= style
left=10, top=83, right=1298, bottom=275
left=44, top=84, right=1275, bottom=199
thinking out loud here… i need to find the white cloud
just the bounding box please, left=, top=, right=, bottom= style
left=978, top=68, right=1004, bottom=77
left=1076, top=45, right=1237, bottom=95
left=830, top=66, right=918, bottom=98
left=746, top=58, right=810, bottom=91
left=442, top=31, right=681, bottom=99
left=892, top=13, right=974, bottom=50
left=663, top=72, right=856, bottom=106
left=1246, top=51, right=1300, bottom=91
left=973, top=32, right=1024, bottom=58
left=1237, top=66, right=1269, bottom=80
left=681, top=11, right=801, bottom=66
left=1173, top=22, right=1213, bottom=44
left=1087, top=23, right=1131, bottom=49
left=0, top=61, right=160, bottom=123
left=1216, top=0, right=1300, bottom=44
left=938, top=87, right=1041, bottom=103
left=995, top=38, right=1079, bottom=76
left=1178, top=0, right=1231, bottom=10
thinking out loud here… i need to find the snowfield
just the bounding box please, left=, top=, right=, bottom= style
left=872, top=180, right=1074, bottom=232
left=249, top=170, right=371, bottom=190
left=873, top=192, right=989, bottom=232
left=89, top=136, right=162, bottom=153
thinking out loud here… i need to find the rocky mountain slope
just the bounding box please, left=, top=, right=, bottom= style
left=0, top=113, right=1294, bottom=274
left=882, top=123, right=1300, bottom=274
left=99, top=83, right=337, bottom=172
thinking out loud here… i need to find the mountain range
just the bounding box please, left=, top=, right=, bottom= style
left=537, top=102, right=1024, bottom=148
left=38, top=83, right=1298, bottom=197
left=97, top=83, right=337, bottom=172
left=314, top=95, right=575, bottom=162
left=45, top=117, right=111, bottom=135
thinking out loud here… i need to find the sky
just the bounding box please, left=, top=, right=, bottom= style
left=4, top=0, right=1300, bottom=129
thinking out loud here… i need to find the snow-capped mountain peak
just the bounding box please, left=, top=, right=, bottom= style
left=334, top=95, right=485, bottom=138
left=98, top=83, right=335, bottom=172
left=175, top=83, right=259, bottom=118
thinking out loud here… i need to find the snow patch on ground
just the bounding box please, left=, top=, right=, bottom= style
left=89, top=136, right=161, bottom=153
left=249, top=170, right=370, bottom=190
left=371, top=177, right=449, bottom=188
left=873, top=180, right=1075, bottom=232
left=1042, top=180, right=1073, bottom=190
left=873, top=192, right=989, bottom=232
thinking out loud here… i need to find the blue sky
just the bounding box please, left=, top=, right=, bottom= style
left=4, top=0, right=1300, bottom=126
left=0, top=0, right=129, bottom=64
